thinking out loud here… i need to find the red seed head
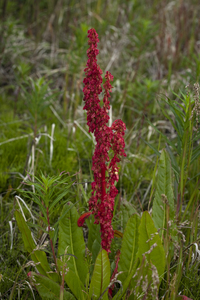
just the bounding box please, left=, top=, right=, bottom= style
left=83, top=29, right=126, bottom=252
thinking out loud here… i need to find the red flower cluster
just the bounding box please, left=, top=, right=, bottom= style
left=83, top=28, right=126, bottom=252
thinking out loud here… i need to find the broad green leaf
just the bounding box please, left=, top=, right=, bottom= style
left=57, top=258, right=86, bottom=299
left=152, top=149, right=175, bottom=236
left=89, top=249, right=110, bottom=300
left=31, top=250, right=54, bottom=278
left=91, top=230, right=101, bottom=266
left=86, top=214, right=101, bottom=269
left=53, top=201, right=78, bottom=228
left=58, top=202, right=88, bottom=285
left=137, top=211, right=165, bottom=280
left=29, top=272, right=75, bottom=300
left=87, top=215, right=101, bottom=253
left=118, top=214, right=140, bottom=284
left=64, top=271, right=86, bottom=300
left=15, top=210, right=53, bottom=277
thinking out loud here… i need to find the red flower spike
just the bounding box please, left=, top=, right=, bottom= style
left=83, top=28, right=126, bottom=252
left=77, top=212, right=92, bottom=227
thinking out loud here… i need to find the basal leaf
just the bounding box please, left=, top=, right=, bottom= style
left=64, top=271, right=86, bottom=300
left=15, top=210, right=53, bottom=277
left=58, top=202, right=88, bottom=285
left=91, top=229, right=101, bottom=267
left=87, top=215, right=101, bottom=254
left=118, top=214, right=140, bottom=285
left=137, top=211, right=165, bottom=280
left=15, top=210, right=35, bottom=253
left=89, top=249, right=110, bottom=300
left=29, top=272, right=75, bottom=300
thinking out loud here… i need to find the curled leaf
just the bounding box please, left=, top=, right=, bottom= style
left=77, top=212, right=92, bottom=227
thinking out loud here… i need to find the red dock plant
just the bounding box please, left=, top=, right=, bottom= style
left=79, top=28, right=126, bottom=252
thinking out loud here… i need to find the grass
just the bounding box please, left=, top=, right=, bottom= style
left=0, top=0, right=200, bottom=299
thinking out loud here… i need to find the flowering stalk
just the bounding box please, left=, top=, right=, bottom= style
left=82, top=28, right=126, bottom=252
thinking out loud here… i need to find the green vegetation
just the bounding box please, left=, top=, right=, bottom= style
left=0, top=0, right=200, bottom=299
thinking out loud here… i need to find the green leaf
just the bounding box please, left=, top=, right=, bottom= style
left=31, top=250, right=54, bottom=278
left=152, top=149, right=175, bottom=236
left=141, top=137, right=161, bottom=156
left=87, top=215, right=101, bottom=253
left=137, top=211, right=165, bottom=280
left=29, top=272, right=75, bottom=300
left=58, top=202, right=88, bottom=285
left=120, top=201, right=137, bottom=231
left=53, top=201, right=78, bottom=228
left=118, top=214, right=140, bottom=284
left=15, top=210, right=54, bottom=278
left=89, top=249, right=110, bottom=300
left=86, top=215, right=101, bottom=269
left=49, top=184, right=73, bottom=212
left=91, top=228, right=101, bottom=266
left=64, top=271, right=86, bottom=300
left=170, top=106, right=184, bottom=137
left=191, top=144, right=200, bottom=164
left=15, top=210, right=35, bottom=252
left=165, top=143, right=180, bottom=182
left=160, top=103, right=179, bottom=134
